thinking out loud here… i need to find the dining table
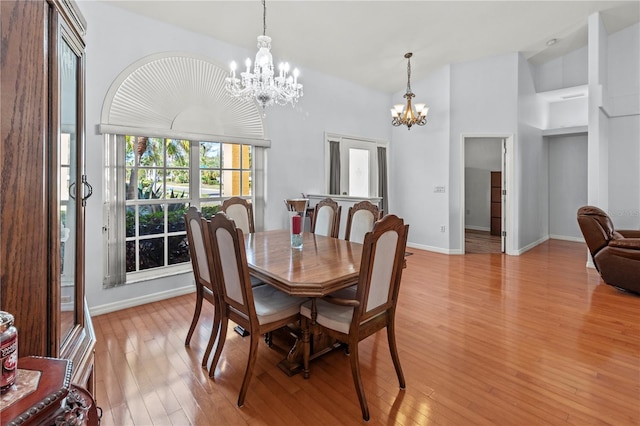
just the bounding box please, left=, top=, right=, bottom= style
left=245, top=229, right=362, bottom=296
left=244, top=229, right=363, bottom=374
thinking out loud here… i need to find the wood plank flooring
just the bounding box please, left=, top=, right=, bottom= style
left=465, top=229, right=501, bottom=253
left=92, top=240, right=640, bottom=425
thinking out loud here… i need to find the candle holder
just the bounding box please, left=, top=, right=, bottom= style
left=285, top=198, right=308, bottom=249
left=289, top=211, right=305, bottom=249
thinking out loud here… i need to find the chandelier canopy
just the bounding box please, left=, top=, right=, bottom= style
left=225, top=0, right=303, bottom=111
left=391, top=52, right=428, bottom=130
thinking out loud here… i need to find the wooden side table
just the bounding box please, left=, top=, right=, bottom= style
left=0, top=357, right=98, bottom=426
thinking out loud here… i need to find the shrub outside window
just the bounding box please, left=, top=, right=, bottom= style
left=124, top=136, right=252, bottom=274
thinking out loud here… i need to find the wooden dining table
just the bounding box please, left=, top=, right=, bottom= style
left=244, top=229, right=362, bottom=297
left=244, top=229, right=363, bottom=374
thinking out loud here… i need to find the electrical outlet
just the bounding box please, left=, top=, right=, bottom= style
left=466, top=209, right=470, bottom=215
left=440, top=225, right=446, bottom=232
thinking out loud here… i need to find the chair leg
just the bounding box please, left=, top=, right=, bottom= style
left=348, top=341, right=369, bottom=421
left=237, top=329, right=259, bottom=407
left=209, top=315, right=229, bottom=377
left=387, top=321, right=406, bottom=389
left=301, top=317, right=311, bottom=379
left=202, top=300, right=221, bottom=367
left=185, top=288, right=203, bottom=346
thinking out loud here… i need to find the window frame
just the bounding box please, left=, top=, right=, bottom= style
left=324, top=132, right=388, bottom=197
left=104, top=135, right=259, bottom=286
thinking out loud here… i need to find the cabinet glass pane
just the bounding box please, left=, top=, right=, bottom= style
left=59, top=37, right=78, bottom=344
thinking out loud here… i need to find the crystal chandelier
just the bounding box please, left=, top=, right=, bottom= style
left=391, top=52, right=429, bottom=130
left=225, top=0, right=303, bottom=110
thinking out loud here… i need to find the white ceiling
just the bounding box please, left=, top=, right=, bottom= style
left=105, top=0, right=640, bottom=94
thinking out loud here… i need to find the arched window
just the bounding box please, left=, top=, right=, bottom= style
left=101, top=52, right=268, bottom=286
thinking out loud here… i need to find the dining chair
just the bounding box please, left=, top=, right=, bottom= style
left=204, top=212, right=306, bottom=407
left=300, top=214, right=409, bottom=421
left=344, top=200, right=381, bottom=244
left=183, top=207, right=220, bottom=368
left=221, top=196, right=262, bottom=289
left=310, top=197, right=341, bottom=238
left=221, top=197, right=255, bottom=234
left=334, top=201, right=382, bottom=302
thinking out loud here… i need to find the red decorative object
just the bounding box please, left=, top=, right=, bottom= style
left=292, top=215, right=301, bottom=234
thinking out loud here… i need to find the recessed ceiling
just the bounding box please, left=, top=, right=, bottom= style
left=104, top=1, right=640, bottom=93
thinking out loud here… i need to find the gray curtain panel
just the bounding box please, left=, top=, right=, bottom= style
left=377, top=146, right=388, bottom=215
left=329, top=140, right=340, bottom=194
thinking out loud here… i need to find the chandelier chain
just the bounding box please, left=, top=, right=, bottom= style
left=262, top=0, right=266, bottom=36
left=406, top=56, right=412, bottom=94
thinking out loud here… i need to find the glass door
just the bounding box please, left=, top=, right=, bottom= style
left=59, top=34, right=79, bottom=344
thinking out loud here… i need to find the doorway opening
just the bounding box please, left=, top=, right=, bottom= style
left=461, top=135, right=514, bottom=254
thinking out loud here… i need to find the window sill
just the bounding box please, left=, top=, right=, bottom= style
left=126, top=264, right=192, bottom=285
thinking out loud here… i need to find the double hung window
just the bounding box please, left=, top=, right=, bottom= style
left=106, top=135, right=254, bottom=284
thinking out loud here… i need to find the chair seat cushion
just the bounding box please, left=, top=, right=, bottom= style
left=253, top=285, right=305, bottom=325
left=301, top=299, right=354, bottom=334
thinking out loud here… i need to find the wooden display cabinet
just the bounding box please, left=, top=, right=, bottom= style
left=0, top=0, right=96, bottom=393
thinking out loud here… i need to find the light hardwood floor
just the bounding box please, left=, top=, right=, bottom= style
left=93, top=239, right=640, bottom=425
left=465, top=229, right=501, bottom=254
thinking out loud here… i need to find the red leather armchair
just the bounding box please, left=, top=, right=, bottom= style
left=577, top=206, right=640, bottom=294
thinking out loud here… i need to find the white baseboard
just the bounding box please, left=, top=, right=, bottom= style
left=514, top=235, right=549, bottom=255
left=89, top=285, right=195, bottom=317
left=549, top=234, right=585, bottom=243
left=465, top=225, right=490, bottom=232
left=407, top=242, right=462, bottom=255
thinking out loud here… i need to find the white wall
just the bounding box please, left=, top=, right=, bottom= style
left=548, top=98, right=588, bottom=129
left=588, top=12, right=610, bottom=210
left=607, top=22, right=640, bottom=229
left=548, top=134, right=588, bottom=240
left=262, top=73, right=390, bottom=232
left=78, top=2, right=391, bottom=311
left=534, top=46, right=588, bottom=92
left=389, top=66, right=451, bottom=253
left=450, top=53, right=519, bottom=252
left=517, top=55, right=547, bottom=251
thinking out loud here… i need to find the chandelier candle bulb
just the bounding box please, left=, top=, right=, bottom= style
left=230, top=61, right=237, bottom=78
